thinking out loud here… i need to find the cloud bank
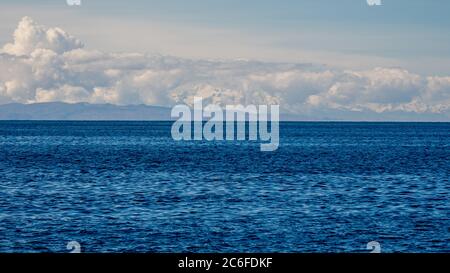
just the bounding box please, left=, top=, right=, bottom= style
left=1, top=17, right=449, bottom=120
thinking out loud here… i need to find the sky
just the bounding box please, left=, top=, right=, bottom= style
left=0, top=0, right=450, bottom=120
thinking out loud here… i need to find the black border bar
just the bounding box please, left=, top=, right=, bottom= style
left=1, top=253, right=448, bottom=272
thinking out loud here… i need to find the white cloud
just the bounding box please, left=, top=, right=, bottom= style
left=36, top=84, right=90, bottom=103
left=0, top=17, right=449, bottom=120
left=2, top=16, right=83, bottom=56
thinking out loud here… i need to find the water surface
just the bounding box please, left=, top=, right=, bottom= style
left=0, top=121, right=449, bottom=252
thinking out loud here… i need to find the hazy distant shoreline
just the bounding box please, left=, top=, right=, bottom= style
left=0, top=102, right=449, bottom=122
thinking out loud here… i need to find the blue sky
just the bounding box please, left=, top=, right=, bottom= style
left=1, top=0, right=450, bottom=74
left=1, top=0, right=450, bottom=120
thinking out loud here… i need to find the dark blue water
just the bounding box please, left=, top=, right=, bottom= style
left=0, top=121, right=449, bottom=253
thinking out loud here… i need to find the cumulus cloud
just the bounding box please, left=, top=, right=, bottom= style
left=0, top=17, right=450, bottom=119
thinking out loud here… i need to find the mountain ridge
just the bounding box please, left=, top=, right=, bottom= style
left=0, top=102, right=172, bottom=121
left=0, top=102, right=449, bottom=122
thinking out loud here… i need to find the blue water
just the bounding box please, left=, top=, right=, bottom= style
left=0, top=121, right=449, bottom=253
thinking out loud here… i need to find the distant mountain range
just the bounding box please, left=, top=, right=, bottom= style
left=0, top=102, right=306, bottom=121
left=0, top=102, right=448, bottom=121
left=0, top=102, right=172, bottom=120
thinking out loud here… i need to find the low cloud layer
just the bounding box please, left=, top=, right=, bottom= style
left=1, top=17, right=449, bottom=120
